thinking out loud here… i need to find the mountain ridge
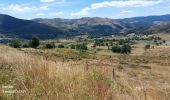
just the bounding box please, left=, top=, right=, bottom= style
left=0, top=14, right=170, bottom=39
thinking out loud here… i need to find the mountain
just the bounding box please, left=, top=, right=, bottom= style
left=33, top=17, right=130, bottom=37
left=116, top=14, right=170, bottom=34
left=1, top=14, right=170, bottom=39
left=117, top=14, right=170, bottom=28
left=0, top=14, right=67, bottom=39
left=117, top=14, right=170, bottom=25
left=0, top=14, right=130, bottom=39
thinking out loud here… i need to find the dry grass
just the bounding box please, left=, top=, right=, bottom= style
left=0, top=45, right=170, bottom=100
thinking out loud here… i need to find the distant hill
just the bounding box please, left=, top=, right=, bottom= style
left=33, top=17, right=130, bottom=37
left=117, top=14, right=170, bottom=28
left=0, top=14, right=130, bottom=39
left=0, top=14, right=170, bottom=39
left=116, top=14, right=170, bottom=34
left=149, top=23, right=170, bottom=33
left=0, top=14, right=67, bottom=39
left=117, top=14, right=170, bottom=24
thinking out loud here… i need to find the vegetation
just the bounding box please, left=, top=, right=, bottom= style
left=58, top=44, right=64, bottom=48
left=0, top=36, right=170, bottom=99
left=22, top=43, right=29, bottom=48
left=1, top=33, right=170, bottom=100
left=111, top=44, right=131, bottom=54
left=1, top=13, right=170, bottom=100
left=45, top=42, right=55, bottom=49
left=29, top=36, right=40, bottom=48
left=9, top=39, right=21, bottom=48
left=76, top=43, right=88, bottom=52
left=94, top=39, right=105, bottom=46
left=145, top=44, right=151, bottom=51
left=118, top=39, right=131, bottom=45
left=70, top=44, right=76, bottom=49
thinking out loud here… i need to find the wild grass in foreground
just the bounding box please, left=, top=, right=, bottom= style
left=0, top=45, right=170, bottom=100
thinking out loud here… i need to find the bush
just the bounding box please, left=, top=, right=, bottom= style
left=144, top=44, right=150, bottom=51
left=76, top=43, right=88, bottom=52
left=58, top=44, right=64, bottom=48
left=111, top=45, right=121, bottom=53
left=111, top=44, right=131, bottom=54
left=94, top=39, right=104, bottom=46
left=109, top=41, right=113, bottom=46
left=118, top=39, right=130, bottom=45
left=29, top=36, right=40, bottom=48
left=70, top=44, right=76, bottom=49
left=121, top=44, right=131, bottom=54
left=22, top=43, right=29, bottom=48
left=45, top=42, right=55, bottom=49
left=9, top=39, right=21, bottom=48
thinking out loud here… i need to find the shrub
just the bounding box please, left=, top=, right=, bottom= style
left=109, top=41, right=113, bottom=46
left=111, top=45, right=121, bottom=53
left=111, top=44, right=131, bottom=54
left=22, top=43, right=29, bottom=48
left=9, top=39, right=21, bottom=48
left=144, top=44, right=150, bottom=51
left=118, top=39, right=130, bottom=45
left=29, top=36, right=40, bottom=48
left=58, top=44, right=64, bottom=48
left=45, top=42, right=55, bottom=49
left=70, top=44, right=76, bottom=49
left=76, top=43, right=88, bottom=52
left=106, top=43, right=109, bottom=50
left=94, top=39, right=104, bottom=46
left=121, top=44, right=131, bottom=54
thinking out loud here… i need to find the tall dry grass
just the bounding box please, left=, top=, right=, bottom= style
left=0, top=45, right=169, bottom=100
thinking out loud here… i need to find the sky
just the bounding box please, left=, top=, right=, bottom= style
left=0, top=0, right=170, bottom=19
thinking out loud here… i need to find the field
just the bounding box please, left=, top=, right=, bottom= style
left=0, top=34, right=170, bottom=100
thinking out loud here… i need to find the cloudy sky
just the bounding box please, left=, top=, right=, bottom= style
left=0, top=0, right=170, bottom=19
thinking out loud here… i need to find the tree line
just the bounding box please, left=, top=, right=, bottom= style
left=9, top=36, right=40, bottom=48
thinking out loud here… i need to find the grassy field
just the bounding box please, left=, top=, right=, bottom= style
left=0, top=34, right=170, bottom=100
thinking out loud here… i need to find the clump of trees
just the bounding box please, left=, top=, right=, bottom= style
left=118, top=39, right=131, bottom=45
left=29, top=36, right=40, bottom=48
left=94, top=39, right=105, bottom=46
left=93, top=39, right=114, bottom=50
left=76, top=43, right=88, bottom=52
left=9, top=39, right=22, bottom=48
left=111, top=44, right=131, bottom=54
left=70, top=43, right=88, bottom=52
left=58, top=44, right=64, bottom=48
left=9, top=36, right=40, bottom=48
left=45, top=42, right=55, bottom=49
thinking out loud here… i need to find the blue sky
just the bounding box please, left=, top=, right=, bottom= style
left=0, top=0, right=170, bottom=19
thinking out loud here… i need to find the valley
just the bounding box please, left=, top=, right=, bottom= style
left=1, top=0, right=170, bottom=99
left=0, top=33, right=170, bottom=100
left=1, top=14, right=170, bottom=39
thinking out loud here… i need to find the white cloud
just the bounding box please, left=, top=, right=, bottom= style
left=2, top=4, right=49, bottom=13
left=120, top=10, right=133, bottom=14
left=150, top=5, right=170, bottom=10
left=71, top=0, right=163, bottom=16
left=49, top=12, right=64, bottom=16
left=91, top=0, right=162, bottom=9
left=36, top=12, right=64, bottom=17
left=40, top=0, right=54, bottom=3
left=39, top=0, right=65, bottom=3
left=36, top=13, right=45, bottom=16
left=71, top=7, right=91, bottom=16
